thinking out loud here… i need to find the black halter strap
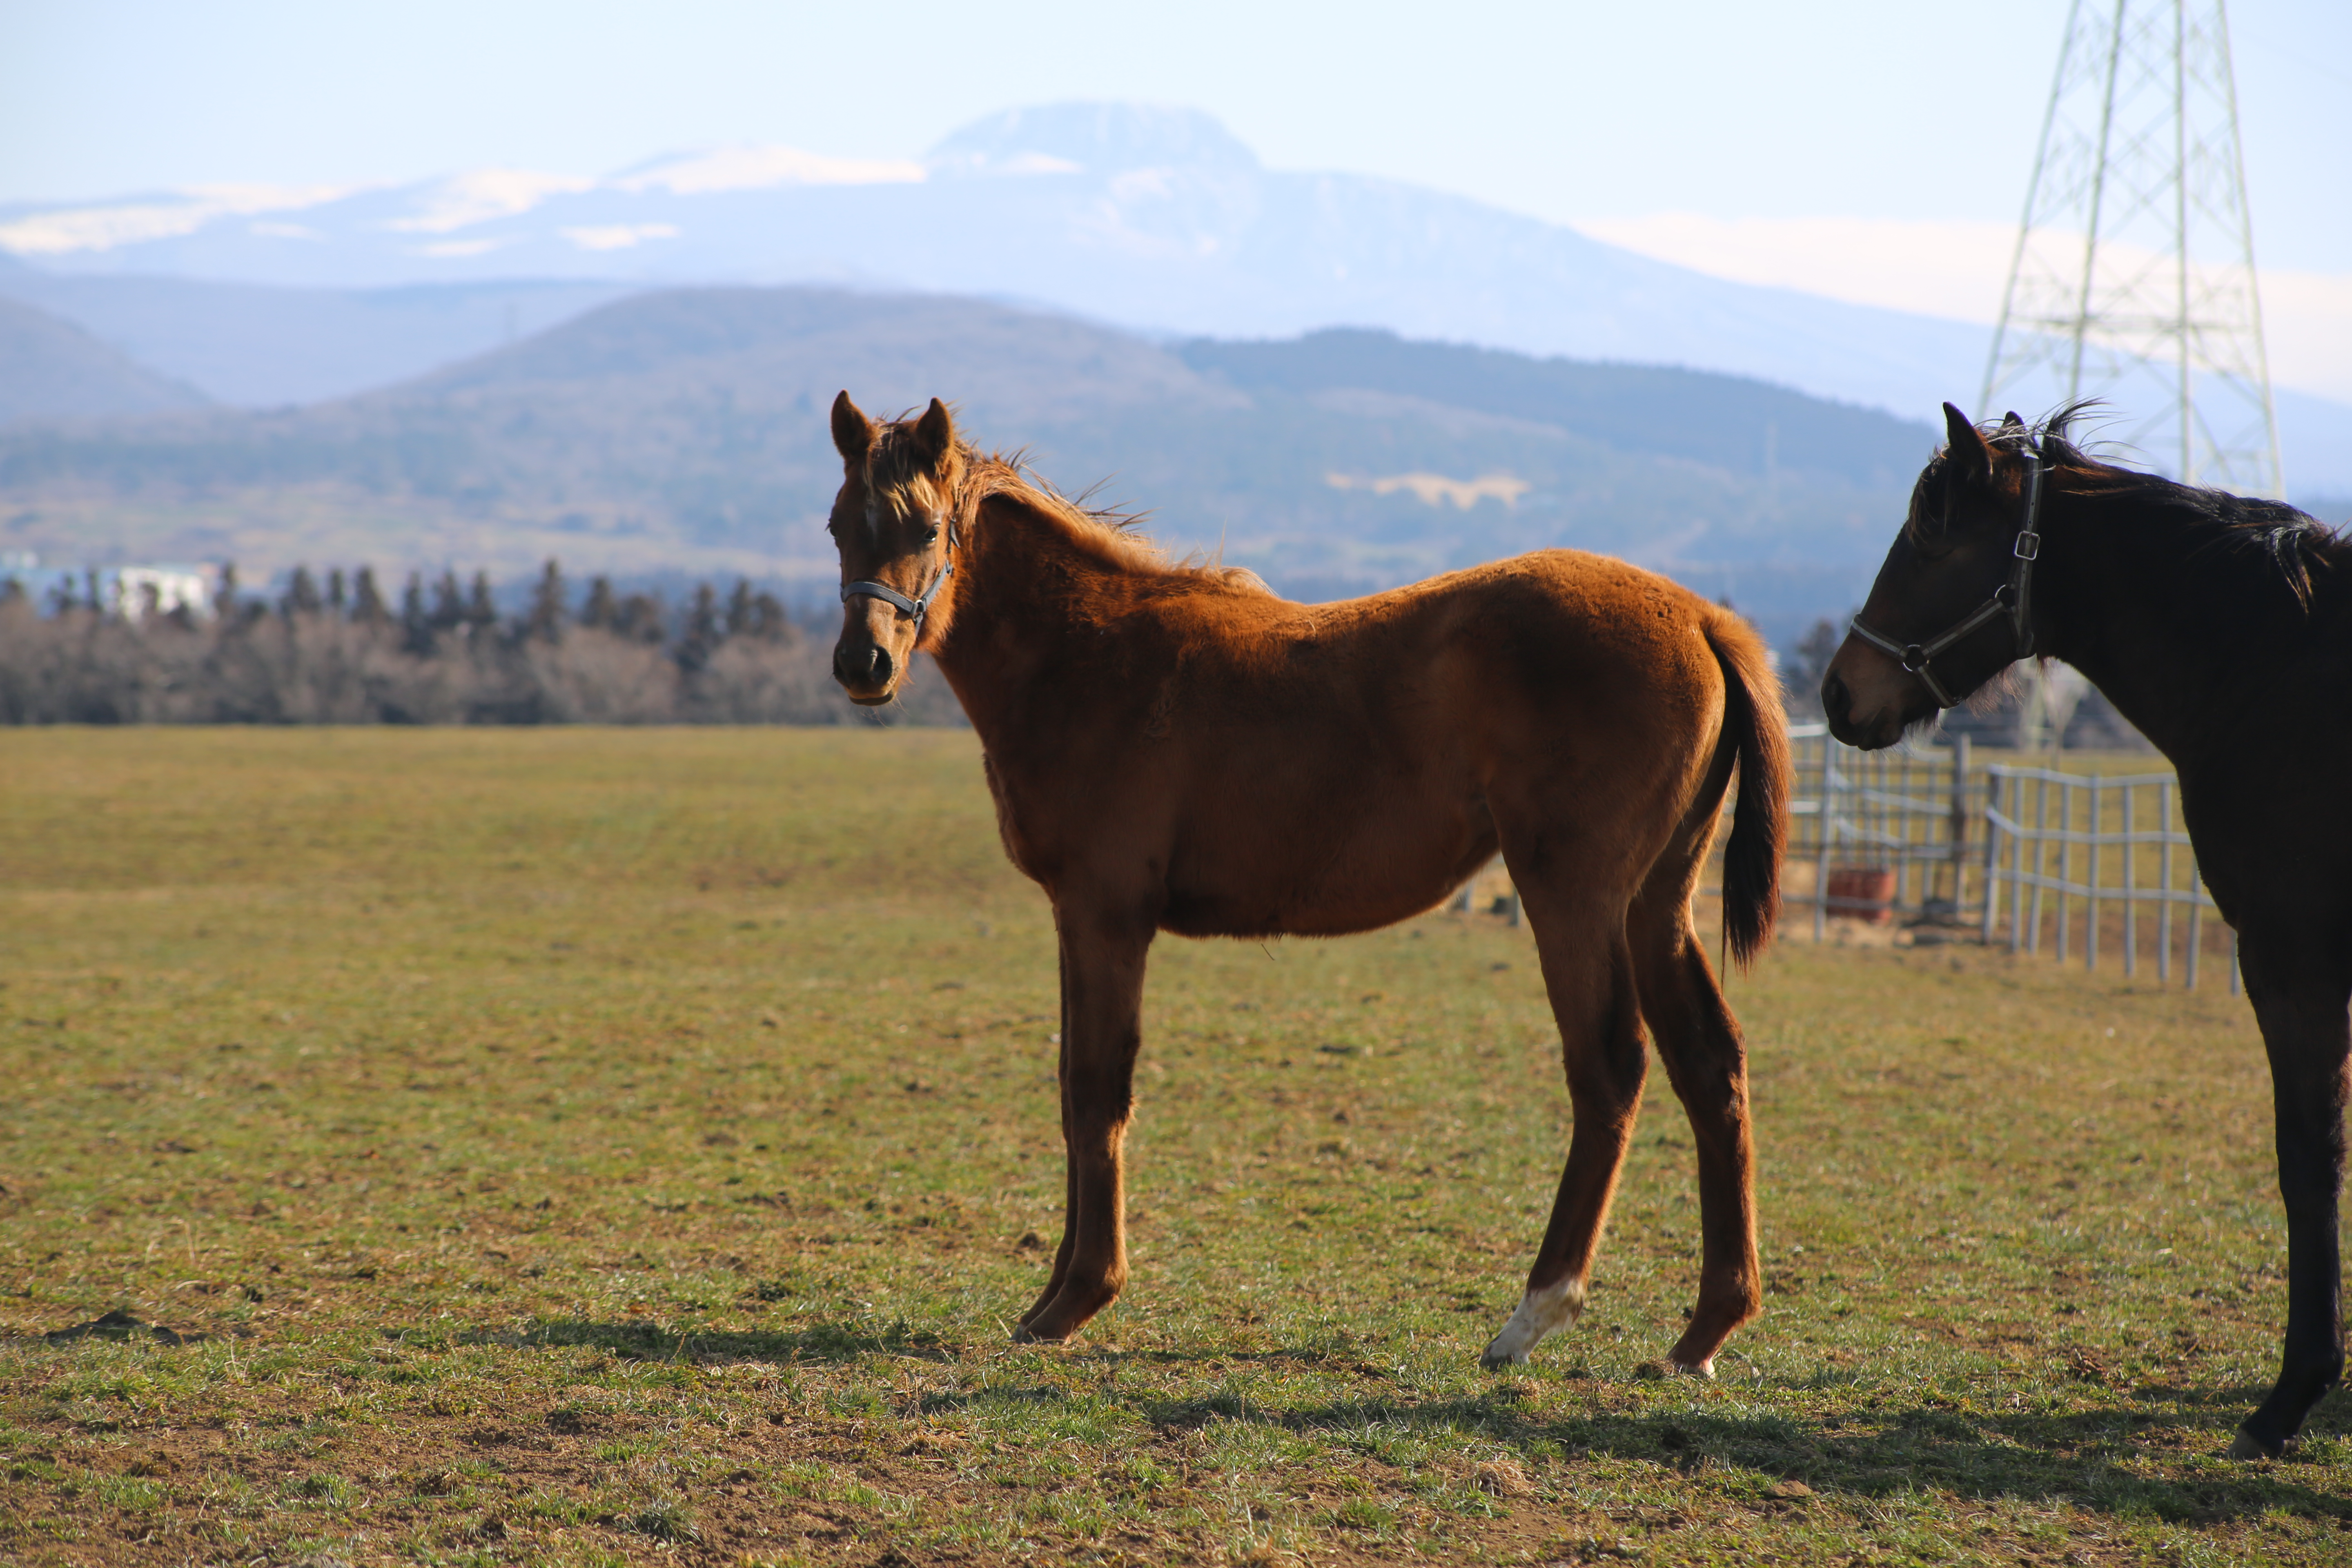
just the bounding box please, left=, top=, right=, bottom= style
left=1848, top=443, right=2047, bottom=708
left=840, top=519, right=959, bottom=636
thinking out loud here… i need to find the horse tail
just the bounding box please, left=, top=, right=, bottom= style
left=1703, top=608, right=1790, bottom=971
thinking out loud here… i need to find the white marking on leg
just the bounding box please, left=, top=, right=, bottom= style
left=1479, top=1276, right=1586, bottom=1367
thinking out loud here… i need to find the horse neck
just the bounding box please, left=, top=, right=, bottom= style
left=931, top=487, right=1136, bottom=739
left=2031, top=481, right=2261, bottom=766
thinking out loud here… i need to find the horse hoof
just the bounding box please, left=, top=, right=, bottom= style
left=2226, top=1428, right=2280, bottom=1461
left=1635, top=1357, right=1714, bottom=1381
left=1480, top=1279, right=1584, bottom=1369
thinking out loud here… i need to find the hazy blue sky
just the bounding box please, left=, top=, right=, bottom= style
left=4, top=0, right=2345, bottom=270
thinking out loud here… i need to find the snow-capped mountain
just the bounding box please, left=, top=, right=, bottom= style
left=4, top=102, right=2345, bottom=488
left=0, top=105, right=1987, bottom=416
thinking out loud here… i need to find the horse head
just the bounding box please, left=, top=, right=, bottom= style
left=1825, top=402, right=2042, bottom=748
left=827, top=392, right=965, bottom=706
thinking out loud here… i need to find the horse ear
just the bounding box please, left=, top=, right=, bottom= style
left=912, top=397, right=955, bottom=466
left=1999, top=410, right=2027, bottom=432
left=1942, top=401, right=1992, bottom=479
left=831, top=391, right=875, bottom=465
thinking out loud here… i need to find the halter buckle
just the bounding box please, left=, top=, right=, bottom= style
left=2013, top=532, right=2041, bottom=562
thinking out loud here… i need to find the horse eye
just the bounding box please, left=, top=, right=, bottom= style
left=922, top=523, right=941, bottom=547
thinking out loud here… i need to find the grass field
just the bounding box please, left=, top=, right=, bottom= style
left=2, top=728, right=2345, bottom=1567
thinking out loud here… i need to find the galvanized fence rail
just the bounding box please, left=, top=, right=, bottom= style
left=1702, top=730, right=2239, bottom=990
left=1786, top=724, right=1984, bottom=939
left=1980, top=763, right=2238, bottom=992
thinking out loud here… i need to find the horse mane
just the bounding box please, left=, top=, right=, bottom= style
left=1907, top=403, right=2345, bottom=616
left=866, top=410, right=1269, bottom=594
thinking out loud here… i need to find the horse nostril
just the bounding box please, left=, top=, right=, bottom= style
left=832, top=641, right=893, bottom=689
left=1821, top=672, right=1849, bottom=724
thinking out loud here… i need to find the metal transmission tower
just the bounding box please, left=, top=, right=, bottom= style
left=1981, top=0, right=2281, bottom=493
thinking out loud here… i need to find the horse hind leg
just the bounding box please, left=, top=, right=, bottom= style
left=1628, top=872, right=1761, bottom=1377
left=1481, top=908, right=1647, bottom=1368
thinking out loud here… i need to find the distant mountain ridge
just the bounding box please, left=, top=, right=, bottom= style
left=0, top=104, right=1998, bottom=421
left=0, top=296, right=208, bottom=426
left=7, top=103, right=2345, bottom=489
left=0, top=285, right=1929, bottom=646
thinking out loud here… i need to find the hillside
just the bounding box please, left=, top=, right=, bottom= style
left=0, top=267, right=640, bottom=408
left=0, top=287, right=1936, bottom=642
left=0, top=296, right=208, bottom=427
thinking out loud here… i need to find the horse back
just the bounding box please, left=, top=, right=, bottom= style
left=981, top=550, right=1761, bottom=938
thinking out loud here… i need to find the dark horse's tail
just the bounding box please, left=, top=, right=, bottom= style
left=1703, top=610, right=1791, bottom=970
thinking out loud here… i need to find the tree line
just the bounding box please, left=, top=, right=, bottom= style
left=0, top=561, right=965, bottom=726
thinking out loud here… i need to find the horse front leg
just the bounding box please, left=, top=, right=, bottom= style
left=1011, top=907, right=1152, bottom=1344
left=2230, top=939, right=2352, bottom=1459
left=1015, top=959, right=1079, bottom=1331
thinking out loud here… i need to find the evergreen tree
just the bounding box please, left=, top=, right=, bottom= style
left=404, top=572, right=436, bottom=654
left=430, top=570, right=465, bottom=630
left=581, top=576, right=617, bottom=630
left=677, top=581, right=722, bottom=670
left=327, top=568, right=347, bottom=613
left=1787, top=618, right=1843, bottom=716
left=747, top=590, right=791, bottom=642
left=283, top=566, right=322, bottom=617
left=617, top=592, right=665, bottom=645
left=466, top=571, right=498, bottom=630
left=352, top=566, right=389, bottom=624
left=214, top=562, right=238, bottom=618
left=527, top=559, right=566, bottom=642
left=726, top=577, right=754, bottom=637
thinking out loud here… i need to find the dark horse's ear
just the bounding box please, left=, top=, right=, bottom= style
left=1942, top=401, right=1993, bottom=481
left=912, top=397, right=955, bottom=466
left=2000, top=410, right=2027, bottom=433
left=831, top=391, right=875, bottom=466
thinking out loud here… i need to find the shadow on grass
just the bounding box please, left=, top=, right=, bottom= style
left=1135, top=1383, right=2352, bottom=1526
left=438, top=1317, right=955, bottom=1365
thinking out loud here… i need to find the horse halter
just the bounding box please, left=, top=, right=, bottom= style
left=1848, top=443, right=2048, bottom=708
left=839, top=516, right=960, bottom=637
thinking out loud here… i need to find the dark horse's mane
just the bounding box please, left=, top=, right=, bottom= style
left=1907, top=403, right=2346, bottom=620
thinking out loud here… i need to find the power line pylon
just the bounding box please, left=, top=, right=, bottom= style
left=1980, top=0, right=2281, bottom=494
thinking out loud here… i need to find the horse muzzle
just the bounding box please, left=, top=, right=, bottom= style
left=1822, top=641, right=1921, bottom=751
left=832, top=637, right=898, bottom=705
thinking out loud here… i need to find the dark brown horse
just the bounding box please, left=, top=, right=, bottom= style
left=825, top=393, right=1790, bottom=1373
left=1826, top=403, right=2352, bottom=1457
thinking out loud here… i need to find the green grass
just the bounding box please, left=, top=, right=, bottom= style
left=1, top=727, right=2345, bottom=1566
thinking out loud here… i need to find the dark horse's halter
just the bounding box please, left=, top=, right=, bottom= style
left=840, top=517, right=960, bottom=637
left=1848, top=442, right=2048, bottom=708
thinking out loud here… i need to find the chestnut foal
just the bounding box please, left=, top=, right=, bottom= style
left=827, top=394, right=1789, bottom=1373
